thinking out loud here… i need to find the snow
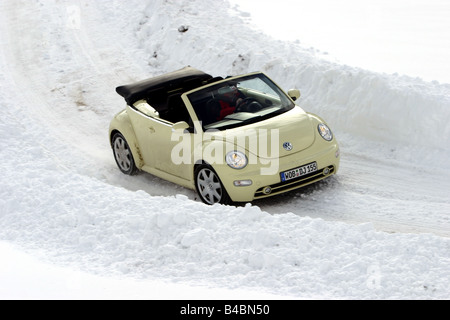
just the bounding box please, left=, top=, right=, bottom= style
left=0, top=0, right=449, bottom=300
left=231, top=0, right=450, bottom=84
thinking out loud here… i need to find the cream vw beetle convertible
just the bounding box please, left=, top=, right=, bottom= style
left=109, top=67, right=340, bottom=205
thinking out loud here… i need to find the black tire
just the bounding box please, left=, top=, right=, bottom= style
left=112, top=132, right=138, bottom=175
left=194, top=164, right=231, bottom=205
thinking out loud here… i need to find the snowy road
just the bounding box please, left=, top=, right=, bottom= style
left=2, top=0, right=448, bottom=238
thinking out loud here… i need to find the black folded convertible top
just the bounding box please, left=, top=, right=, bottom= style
left=116, top=66, right=213, bottom=105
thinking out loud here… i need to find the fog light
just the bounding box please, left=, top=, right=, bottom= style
left=233, top=180, right=253, bottom=187
left=323, top=167, right=330, bottom=175
left=263, top=186, right=272, bottom=195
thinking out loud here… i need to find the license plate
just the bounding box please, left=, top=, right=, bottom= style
left=280, top=162, right=318, bottom=182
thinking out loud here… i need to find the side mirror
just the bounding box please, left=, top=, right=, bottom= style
left=172, top=121, right=190, bottom=133
left=288, top=89, right=301, bottom=101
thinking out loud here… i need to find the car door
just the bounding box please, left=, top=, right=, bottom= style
left=127, top=105, right=193, bottom=181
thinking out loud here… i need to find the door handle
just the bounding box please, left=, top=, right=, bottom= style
left=148, top=126, right=156, bottom=133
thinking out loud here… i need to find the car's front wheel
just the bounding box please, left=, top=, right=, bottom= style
left=112, top=132, right=138, bottom=175
left=195, top=164, right=231, bottom=205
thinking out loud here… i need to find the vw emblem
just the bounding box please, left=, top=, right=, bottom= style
left=283, top=142, right=293, bottom=151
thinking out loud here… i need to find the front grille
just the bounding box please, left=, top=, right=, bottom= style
left=254, top=165, right=335, bottom=198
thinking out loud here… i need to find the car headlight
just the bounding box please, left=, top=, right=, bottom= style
left=318, top=123, right=333, bottom=141
left=226, top=151, right=248, bottom=169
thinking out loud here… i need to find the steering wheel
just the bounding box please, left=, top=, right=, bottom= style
left=236, top=98, right=261, bottom=113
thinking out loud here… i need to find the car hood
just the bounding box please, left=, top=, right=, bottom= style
left=208, top=107, right=316, bottom=160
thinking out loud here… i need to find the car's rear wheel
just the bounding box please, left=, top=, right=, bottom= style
left=195, top=164, right=231, bottom=205
left=112, top=132, right=138, bottom=175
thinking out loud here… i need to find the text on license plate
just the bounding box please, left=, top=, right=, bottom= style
left=281, top=162, right=318, bottom=182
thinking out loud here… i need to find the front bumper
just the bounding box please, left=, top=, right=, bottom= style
left=217, top=142, right=340, bottom=202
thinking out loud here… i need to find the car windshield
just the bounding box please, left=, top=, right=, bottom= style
left=187, top=73, right=295, bottom=131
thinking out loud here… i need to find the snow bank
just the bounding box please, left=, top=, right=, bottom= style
left=2, top=149, right=449, bottom=298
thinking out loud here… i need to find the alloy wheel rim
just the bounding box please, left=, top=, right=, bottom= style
left=197, top=168, right=222, bottom=205
left=114, top=137, right=131, bottom=172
